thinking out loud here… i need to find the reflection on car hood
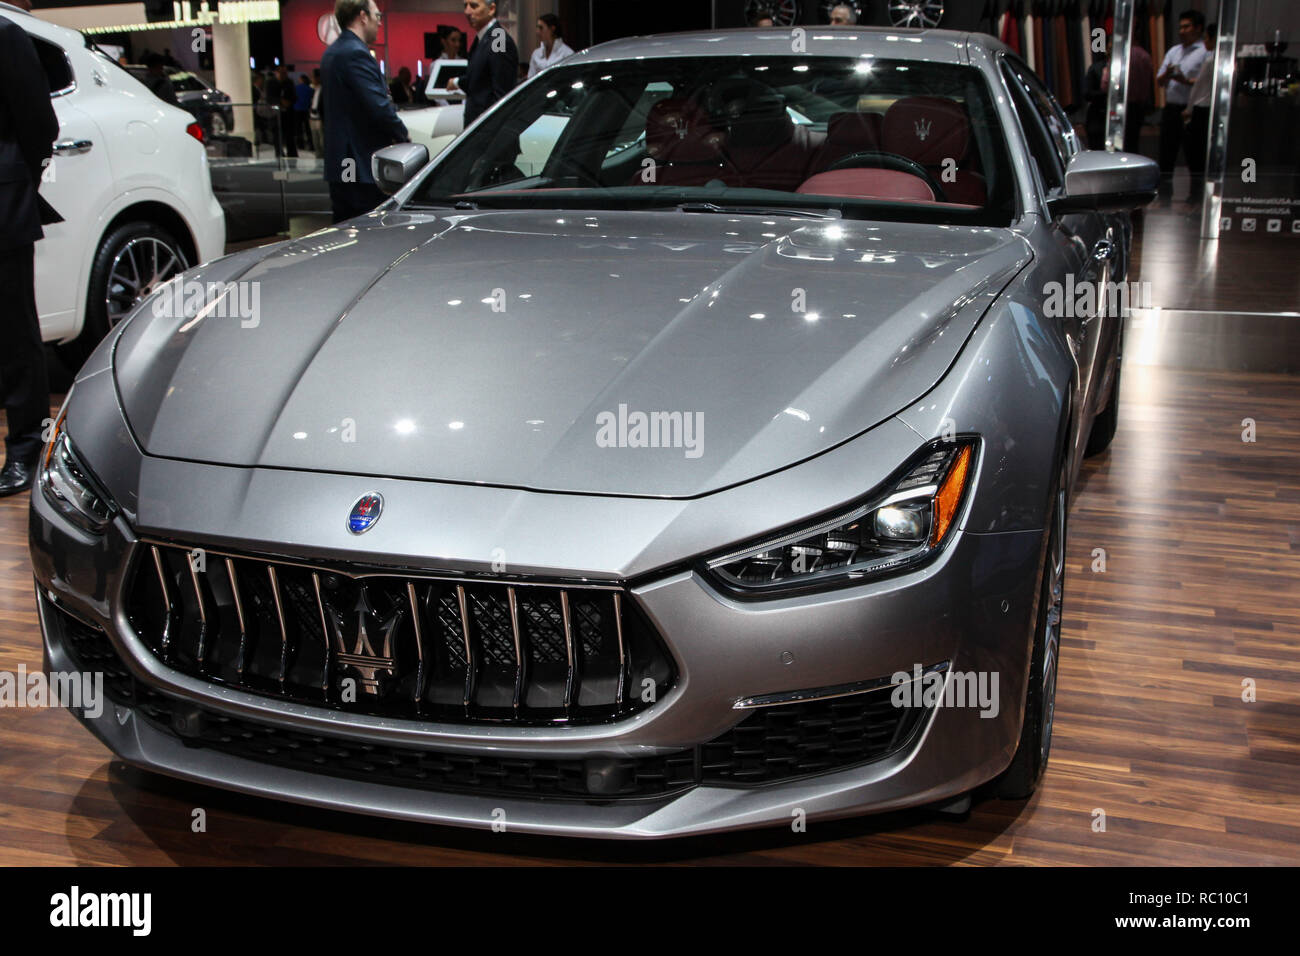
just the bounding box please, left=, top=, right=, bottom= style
left=114, top=209, right=1030, bottom=498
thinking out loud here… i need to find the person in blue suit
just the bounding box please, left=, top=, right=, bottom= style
left=321, top=0, right=409, bottom=223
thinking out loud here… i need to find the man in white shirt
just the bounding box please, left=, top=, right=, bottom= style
left=1156, top=9, right=1208, bottom=197
left=527, top=13, right=574, bottom=78
left=1184, top=22, right=1217, bottom=203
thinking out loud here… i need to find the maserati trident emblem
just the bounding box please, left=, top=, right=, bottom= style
left=348, top=493, right=383, bottom=534
left=914, top=117, right=932, bottom=141
left=328, top=587, right=400, bottom=696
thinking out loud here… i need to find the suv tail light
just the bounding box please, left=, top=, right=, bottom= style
left=185, top=122, right=204, bottom=143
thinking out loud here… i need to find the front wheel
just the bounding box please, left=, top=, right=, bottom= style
left=996, top=465, right=1066, bottom=799
left=57, top=221, right=189, bottom=371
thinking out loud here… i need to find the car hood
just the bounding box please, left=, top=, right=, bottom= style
left=114, top=209, right=1030, bottom=498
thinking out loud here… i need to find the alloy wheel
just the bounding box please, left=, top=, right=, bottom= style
left=888, top=1, right=944, bottom=28
left=105, top=236, right=185, bottom=327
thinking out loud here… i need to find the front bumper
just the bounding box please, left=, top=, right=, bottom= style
left=31, top=461, right=1045, bottom=839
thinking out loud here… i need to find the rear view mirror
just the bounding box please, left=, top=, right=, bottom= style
left=372, top=143, right=430, bottom=195
left=1048, top=151, right=1160, bottom=214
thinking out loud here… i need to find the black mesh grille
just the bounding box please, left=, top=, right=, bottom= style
left=700, top=694, right=926, bottom=783
left=51, top=602, right=933, bottom=803
left=124, top=544, right=675, bottom=726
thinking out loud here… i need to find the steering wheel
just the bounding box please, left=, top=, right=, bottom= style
left=825, top=150, right=948, bottom=202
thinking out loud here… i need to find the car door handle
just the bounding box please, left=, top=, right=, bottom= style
left=1091, top=239, right=1115, bottom=262
left=53, top=139, right=93, bottom=156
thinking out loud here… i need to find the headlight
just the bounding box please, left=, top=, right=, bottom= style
left=705, top=439, right=976, bottom=594
left=39, top=416, right=117, bottom=533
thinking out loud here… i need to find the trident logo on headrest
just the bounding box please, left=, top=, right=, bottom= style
left=914, top=117, right=932, bottom=142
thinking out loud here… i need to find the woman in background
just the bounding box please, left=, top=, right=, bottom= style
left=433, top=24, right=465, bottom=62
left=527, top=13, right=573, bottom=78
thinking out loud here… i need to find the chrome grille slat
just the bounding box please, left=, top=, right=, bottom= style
left=267, top=565, right=289, bottom=689
left=614, top=592, right=626, bottom=709
left=150, top=546, right=173, bottom=659
left=225, top=557, right=249, bottom=681
left=456, top=584, right=474, bottom=712
left=560, top=591, right=576, bottom=711
left=407, top=581, right=425, bottom=708
left=311, top=572, right=332, bottom=696
left=507, top=586, right=524, bottom=712
left=188, top=551, right=208, bottom=669
left=127, top=544, right=674, bottom=726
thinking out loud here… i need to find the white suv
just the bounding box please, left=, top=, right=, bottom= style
left=6, top=4, right=225, bottom=365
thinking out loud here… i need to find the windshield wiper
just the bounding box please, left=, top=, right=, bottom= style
left=675, top=201, right=840, bottom=220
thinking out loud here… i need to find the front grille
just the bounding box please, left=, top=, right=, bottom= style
left=51, top=604, right=933, bottom=802
left=125, top=544, right=675, bottom=725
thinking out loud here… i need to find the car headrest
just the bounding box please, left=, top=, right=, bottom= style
left=645, top=98, right=725, bottom=162
left=826, top=111, right=883, bottom=154
left=725, top=87, right=793, bottom=150
left=882, top=96, right=970, bottom=165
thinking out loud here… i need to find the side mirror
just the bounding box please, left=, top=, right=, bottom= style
left=1048, top=150, right=1160, bottom=214
left=371, top=142, right=430, bottom=195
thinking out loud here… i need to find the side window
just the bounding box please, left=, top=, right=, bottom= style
left=30, top=35, right=74, bottom=96
left=1000, top=59, right=1064, bottom=193
left=1013, top=60, right=1077, bottom=163
left=472, top=84, right=587, bottom=186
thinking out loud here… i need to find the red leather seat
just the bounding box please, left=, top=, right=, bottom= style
left=881, top=95, right=987, bottom=206
left=635, top=98, right=727, bottom=187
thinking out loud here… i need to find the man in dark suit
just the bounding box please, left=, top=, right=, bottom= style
left=0, top=11, right=59, bottom=496
left=321, top=0, right=408, bottom=223
left=451, top=0, right=517, bottom=126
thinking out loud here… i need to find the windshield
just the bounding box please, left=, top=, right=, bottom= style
left=409, top=55, right=1017, bottom=225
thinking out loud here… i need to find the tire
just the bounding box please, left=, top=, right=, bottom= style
left=210, top=111, right=228, bottom=136
left=57, top=221, right=189, bottom=372
left=996, top=461, right=1066, bottom=799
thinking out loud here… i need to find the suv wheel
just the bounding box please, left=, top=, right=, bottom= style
left=58, top=221, right=188, bottom=370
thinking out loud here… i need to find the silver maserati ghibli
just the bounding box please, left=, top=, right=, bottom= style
left=31, top=28, right=1157, bottom=838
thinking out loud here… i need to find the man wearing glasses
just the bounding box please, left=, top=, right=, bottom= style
left=321, top=0, right=409, bottom=223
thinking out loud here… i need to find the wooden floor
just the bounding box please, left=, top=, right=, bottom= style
left=2, top=217, right=1299, bottom=864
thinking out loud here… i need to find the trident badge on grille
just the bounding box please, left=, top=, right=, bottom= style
left=326, top=586, right=400, bottom=696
